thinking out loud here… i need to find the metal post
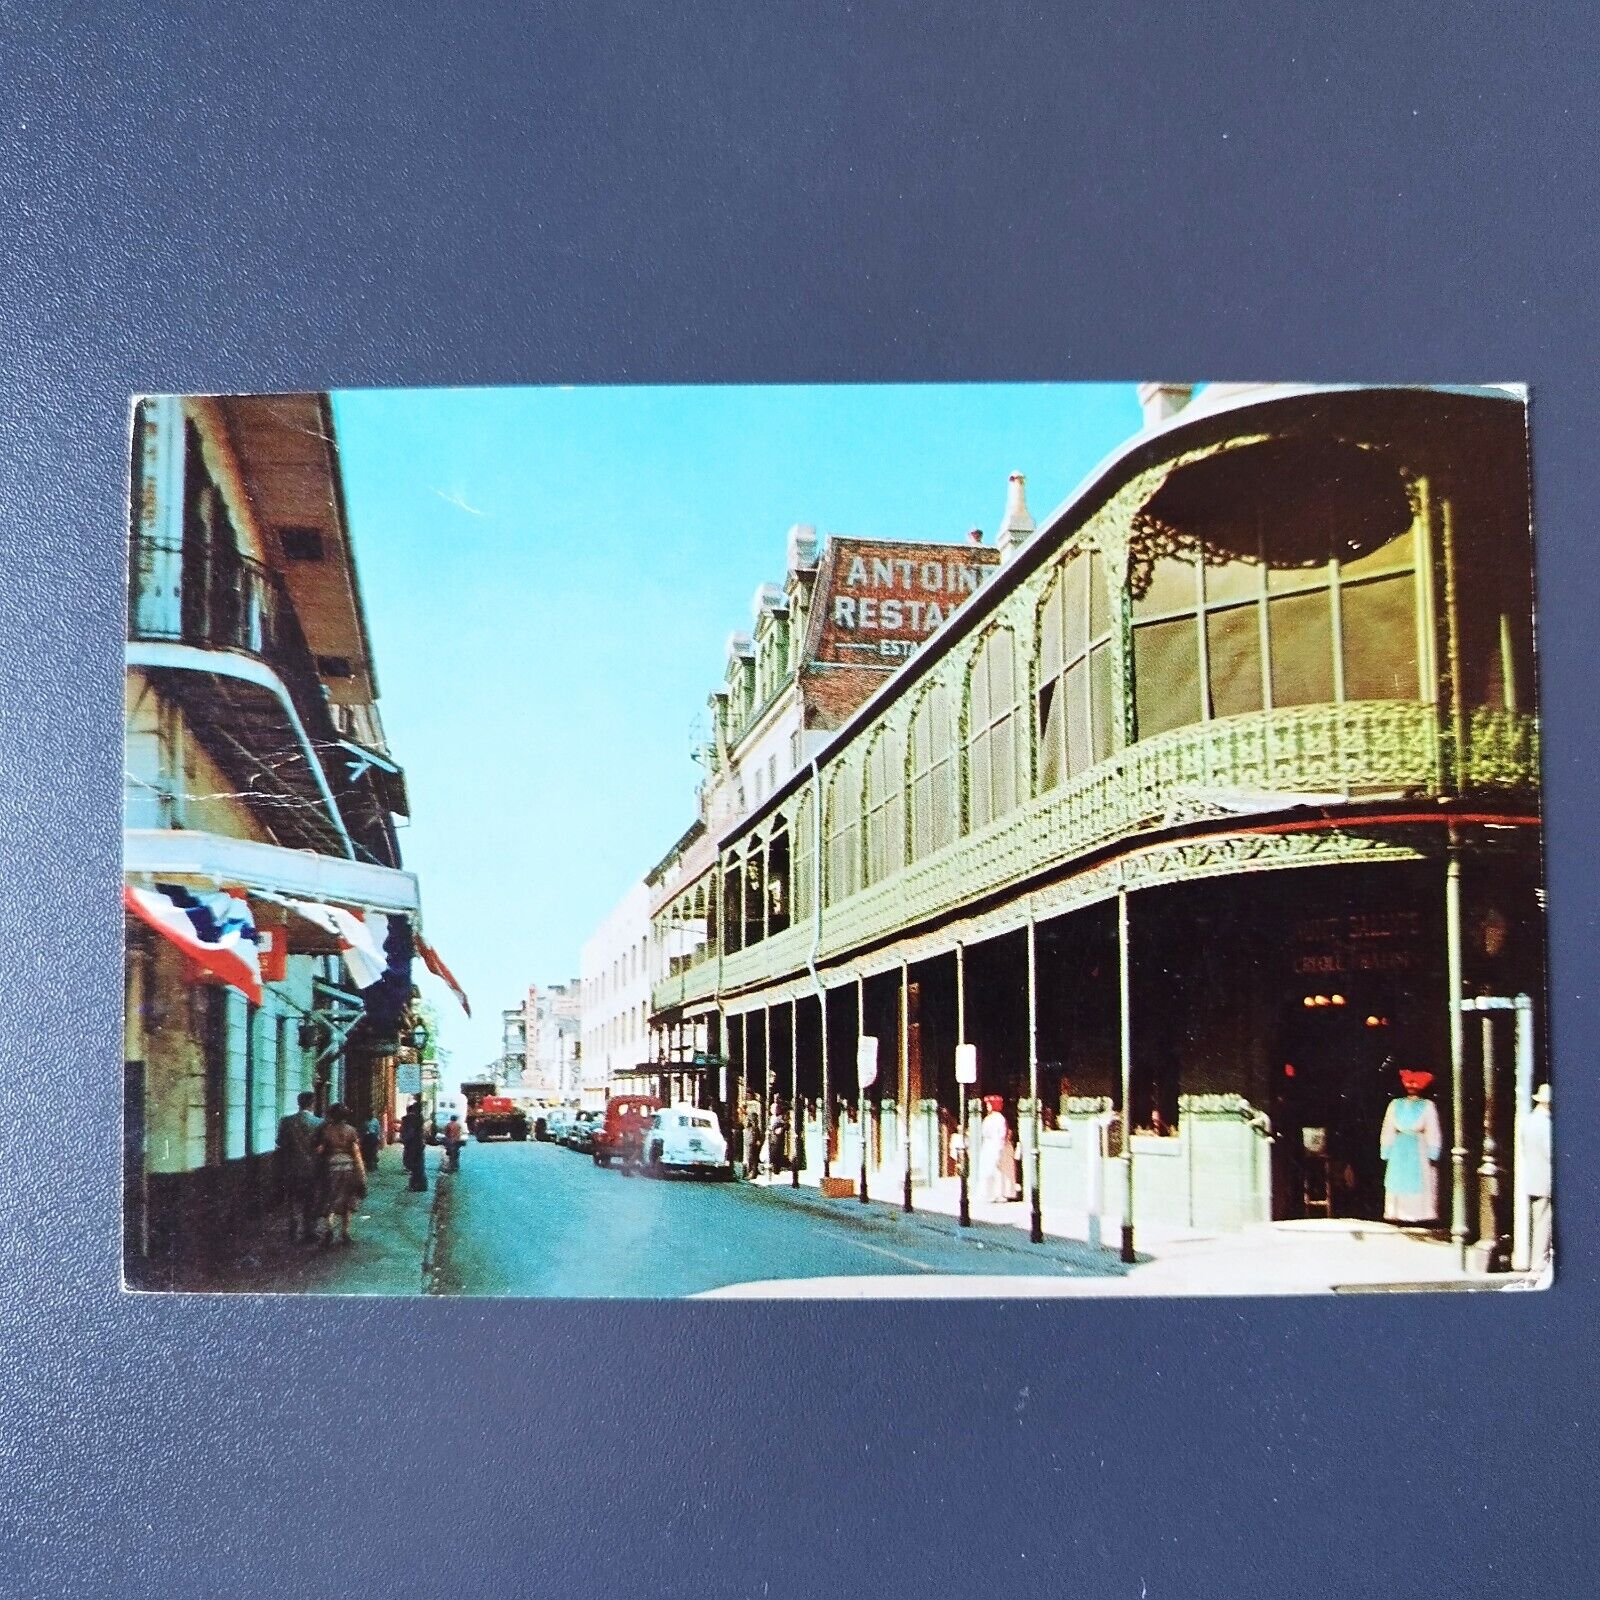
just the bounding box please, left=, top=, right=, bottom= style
left=1477, top=1011, right=1502, bottom=1270
left=1512, top=994, right=1534, bottom=1272
left=790, top=995, right=800, bottom=1188
left=820, top=984, right=831, bottom=1178
left=1027, top=910, right=1043, bottom=1244
left=762, top=1004, right=772, bottom=1183
left=858, top=975, right=869, bottom=1204
left=1118, top=887, right=1135, bottom=1263
left=957, top=941, right=970, bottom=1228
left=900, top=960, right=913, bottom=1213
left=1446, top=840, right=1469, bottom=1270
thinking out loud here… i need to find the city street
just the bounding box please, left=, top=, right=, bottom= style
left=428, top=1139, right=1126, bottom=1296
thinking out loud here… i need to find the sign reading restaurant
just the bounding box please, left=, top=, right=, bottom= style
left=814, top=537, right=1001, bottom=664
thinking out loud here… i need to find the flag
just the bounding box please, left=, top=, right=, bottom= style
left=418, top=935, right=471, bottom=1017
left=280, top=899, right=390, bottom=989
left=124, top=883, right=263, bottom=1005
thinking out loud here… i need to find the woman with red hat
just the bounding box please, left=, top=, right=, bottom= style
left=977, top=1094, right=1014, bottom=1204
left=1380, top=1067, right=1443, bottom=1223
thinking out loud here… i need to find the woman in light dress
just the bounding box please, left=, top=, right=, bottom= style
left=1379, top=1068, right=1443, bottom=1223
left=978, top=1095, right=1022, bottom=1203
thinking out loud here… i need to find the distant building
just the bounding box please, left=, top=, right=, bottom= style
left=580, top=880, right=652, bottom=1107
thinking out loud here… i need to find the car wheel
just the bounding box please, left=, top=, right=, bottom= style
left=593, top=1151, right=606, bottom=1167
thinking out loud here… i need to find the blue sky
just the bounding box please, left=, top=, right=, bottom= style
left=331, top=383, right=1146, bottom=1077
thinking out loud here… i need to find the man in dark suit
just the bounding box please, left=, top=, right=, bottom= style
left=276, top=1091, right=323, bottom=1244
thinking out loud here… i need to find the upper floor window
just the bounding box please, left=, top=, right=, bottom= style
left=1127, top=523, right=1422, bottom=744
left=1037, top=549, right=1117, bottom=792
left=863, top=728, right=905, bottom=885
left=908, top=681, right=956, bottom=860
left=964, top=629, right=1022, bottom=832
left=824, top=761, right=862, bottom=906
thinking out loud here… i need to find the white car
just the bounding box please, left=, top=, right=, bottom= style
left=641, top=1106, right=730, bottom=1178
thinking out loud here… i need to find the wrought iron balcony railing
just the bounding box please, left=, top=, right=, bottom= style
left=653, top=698, right=1540, bottom=1012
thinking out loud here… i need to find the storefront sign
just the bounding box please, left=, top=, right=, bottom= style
left=397, top=1062, right=422, bottom=1095
left=814, top=539, right=999, bottom=664
left=1291, top=910, right=1421, bottom=977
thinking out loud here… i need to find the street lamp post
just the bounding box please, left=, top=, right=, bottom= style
left=406, top=1021, right=429, bottom=1193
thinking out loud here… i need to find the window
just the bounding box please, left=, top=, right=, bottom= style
left=863, top=728, right=905, bottom=884
left=1036, top=550, right=1117, bottom=792
left=791, top=785, right=814, bottom=921
left=908, top=682, right=956, bottom=859
left=1117, top=520, right=1423, bottom=744
left=964, top=630, right=1021, bottom=832
left=824, top=761, right=861, bottom=905
left=279, top=526, right=325, bottom=562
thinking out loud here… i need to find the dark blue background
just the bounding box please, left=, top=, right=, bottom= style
left=2, top=4, right=1595, bottom=1596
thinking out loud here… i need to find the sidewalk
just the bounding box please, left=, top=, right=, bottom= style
left=153, top=1146, right=446, bottom=1295
left=742, top=1165, right=1539, bottom=1296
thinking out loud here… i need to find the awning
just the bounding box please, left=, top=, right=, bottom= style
left=124, top=828, right=419, bottom=915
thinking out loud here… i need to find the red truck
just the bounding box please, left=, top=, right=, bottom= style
left=462, top=1083, right=530, bottom=1142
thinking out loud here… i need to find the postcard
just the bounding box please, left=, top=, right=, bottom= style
left=121, top=382, right=1550, bottom=1297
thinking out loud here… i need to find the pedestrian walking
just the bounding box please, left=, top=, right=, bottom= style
left=1519, top=1082, right=1553, bottom=1273
left=443, top=1114, right=465, bottom=1173
left=399, top=1098, right=428, bottom=1193
left=742, top=1100, right=764, bottom=1180
left=768, top=1097, right=788, bottom=1177
left=315, top=1102, right=367, bottom=1247
left=275, top=1090, right=324, bottom=1244
left=360, top=1112, right=381, bottom=1174
left=1379, top=1067, right=1443, bottom=1223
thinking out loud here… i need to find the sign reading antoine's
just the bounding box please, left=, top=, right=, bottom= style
left=814, top=537, right=1001, bottom=664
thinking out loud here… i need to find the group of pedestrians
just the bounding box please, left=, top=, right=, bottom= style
left=274, top=1093, right=370, bottom=1248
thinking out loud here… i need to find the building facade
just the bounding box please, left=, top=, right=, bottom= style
left=641, top=520, right=1005, bottom=1101
left=123, top=394, right=425, bottom=1278
left=650, top=386, right=1542, bottom=1252
left=580, top=880, right=653, bottom=1106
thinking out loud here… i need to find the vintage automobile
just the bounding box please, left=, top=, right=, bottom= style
left=592, top=1095, right=661, bottom=1169
left=640, top=1105, right=730, bottom=1179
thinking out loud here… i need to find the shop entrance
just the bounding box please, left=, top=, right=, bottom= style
left=1273, top=982, right=1409, bottom=1222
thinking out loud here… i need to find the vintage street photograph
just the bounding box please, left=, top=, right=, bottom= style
left=122, top=382, right=1550, bottom=1297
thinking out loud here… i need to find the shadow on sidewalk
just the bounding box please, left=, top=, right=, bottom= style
left=136, top=1149, right=443, bottom=1296
left=741, top=1176, right=1143, bottom=1275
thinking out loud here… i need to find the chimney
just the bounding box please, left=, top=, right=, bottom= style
left=996, top=473, right=1034, bottom=560
left=786, top=523, right=818, bottom=573
left=1137, top=382, right=1195, bottom=429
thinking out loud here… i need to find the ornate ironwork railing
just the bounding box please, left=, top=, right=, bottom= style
left=653, top=699, right=1539, bottom=1010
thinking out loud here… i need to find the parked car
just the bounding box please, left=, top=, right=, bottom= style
left=566, top=1110, right=601, bottom=1152
left=640, top=1105, right=730, bottom=1179
left=592, top=1095, right=662, bottom=1169
left=544, top=1109, right=572, bottom=1144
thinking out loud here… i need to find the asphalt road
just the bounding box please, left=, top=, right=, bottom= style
left=427, top=1138, right=1128, bottom=1297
